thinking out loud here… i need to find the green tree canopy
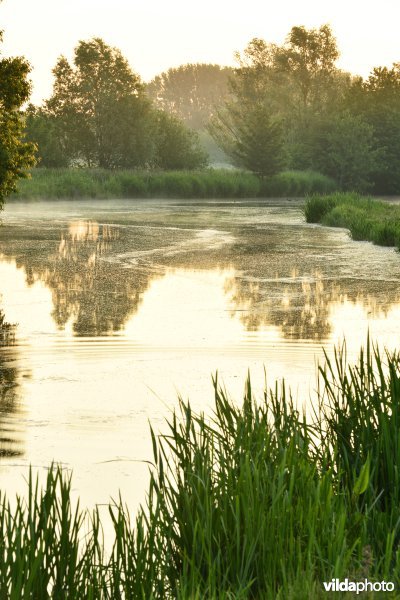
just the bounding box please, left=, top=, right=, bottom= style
left=211, top=102, right=284, bottom=176
left=348, top=64, right=400, bottom=193
left=0, top=30, right=36, bottom=208
left=45, top=38, right=155, bottom=168
left=24, top=105, right=68, bottom=167
left=154, top=111, right=208, bottom=170
left=310, top=112, right=378, bottom=191
left=211, top=25, right=355, bottom=179
left=275, top=24, right=339, bottom=108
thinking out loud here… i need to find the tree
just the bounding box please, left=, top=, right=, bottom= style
left=24, top=105, right=69, bottom=167
left=147, top=64, right=233, bottom=130
left=348, top=64, right=400, bottom=193
left=46, top=38, right=155, bottom=168
left=310, top=112, right=378, bottom=191
left=212, top=102, right=284, bottom=176
left=154, top=111, right=208, bottom=170
left=0, top=30, right=36, bottom=209
left=275, top=24, right=339, bottom=109
left=211, top=25, right=350, bottom=176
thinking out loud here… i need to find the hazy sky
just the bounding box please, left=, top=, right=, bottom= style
left=2, top=0, right=400, bottom=104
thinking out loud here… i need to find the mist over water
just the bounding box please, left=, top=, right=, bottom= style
left=1, top=198, right=400, bottom=511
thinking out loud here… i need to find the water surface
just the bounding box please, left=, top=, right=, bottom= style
left=1, top=198, right=400, bottom=511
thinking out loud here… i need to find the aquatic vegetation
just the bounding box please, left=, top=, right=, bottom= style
left=305, top=192, right=400, bottom=249
left=1, top=342, right=400, bottom=597
left=11, top=168, right=337, bottom=201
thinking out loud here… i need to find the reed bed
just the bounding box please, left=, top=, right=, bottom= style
left=11, top=168, right=337, bottom=201
left=1, top=342, right=400, bottom=598
left=305, top=192, right=400, bottom=249
left=261, top=170, right=337, bottom=197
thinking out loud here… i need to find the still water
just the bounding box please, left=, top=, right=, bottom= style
left=1, top=198, right=400, bottom=512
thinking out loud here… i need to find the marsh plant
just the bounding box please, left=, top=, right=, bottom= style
left=1, top=341, right=400, bottom=598
left=12, top=167, right=337, bottom=201
left=305, top=192, right=400, bottom=249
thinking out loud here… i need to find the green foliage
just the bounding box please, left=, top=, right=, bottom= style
left=210, top=23, right=400, bottom=192
left=12, top=168, right=338, bottom=200
left=27, top=40, right=213, bottom=172
left=310, top=112, right=378, bottom=191
left=0, top=31, right=36, bottom=209
left=347, top=64, right=400, bottom=194
left=2, top=343, right=400, bottom=596
left=45, top=38, right=156, bottom=168
left=24, top=104, right=68, bottom=167
left=275, top=24, right=339, bottom=108
left=211, top=104, right=285, bottom=177
left=211, top=25, right=351, bottom=180
left=234, top=106, right=284, bottom=177
left=12, top=168, right=260, bottom=199
left=320, top=342, right=400, bottom=519
left=154, top=112, right=208, bottom=170
left=261, top=170, right=337, bottom=197
left=0, top=469, right=105, bottom=598
left=305, top=192, right=400, bottom=248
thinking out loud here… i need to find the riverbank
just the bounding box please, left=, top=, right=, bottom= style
left=11, top=168, right=337, bottom=200
left=1, top=343, right=400, bottom=598
left=305, top=192, right=400, bottom=249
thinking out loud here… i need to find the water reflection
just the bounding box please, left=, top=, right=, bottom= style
left=224, top=274, right=332, bottom=340
left=0, top=200, right=400, bottom=513
left=224, top=272, right=382, bottom=341
left=1, top=214, right=400, bottom=342
left=0, top=312, right=23, bottom=457
left=7, top=220, right=159, bottom=336
left=235, top=278, right=400, bottom=342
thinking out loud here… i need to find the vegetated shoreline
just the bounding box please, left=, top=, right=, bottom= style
left=10, top=167, right=337, bottom=201
left=305, top=192, right=400, bottom=250
left=1, top=341, right=400, bottom=598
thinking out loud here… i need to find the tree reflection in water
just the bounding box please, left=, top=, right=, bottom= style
left=224, top=273, right=339, bottom=340
left=11, top=220, right=161, bottom=336
left=1, top=216, right=400, bottom=342
left=0, top=310, right=23, bottom=458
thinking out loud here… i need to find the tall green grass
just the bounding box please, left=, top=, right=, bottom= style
left=11, top=168, right=338, bottom=201
left=1, top=342, right=400, bottom=597
left=261, top=170, right=337, bottom=197
left=305, top=192, right=400, bottom=249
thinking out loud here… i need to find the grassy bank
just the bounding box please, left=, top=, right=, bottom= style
left=1, top=342, right=400, bottom=598
left=11, top=168, right=338, bottom=200
left=305, top=192, right=400, bottom=249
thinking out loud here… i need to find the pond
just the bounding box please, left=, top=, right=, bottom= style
left=1, top=198, right=400, bottom=513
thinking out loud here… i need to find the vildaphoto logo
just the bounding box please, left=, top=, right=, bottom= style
left=323, top=578, right=395, bottom=594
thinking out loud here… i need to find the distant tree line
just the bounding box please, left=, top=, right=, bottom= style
left=6, top=23, right=400, bottom=194
left=211, top=25, right=400, bottom=193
